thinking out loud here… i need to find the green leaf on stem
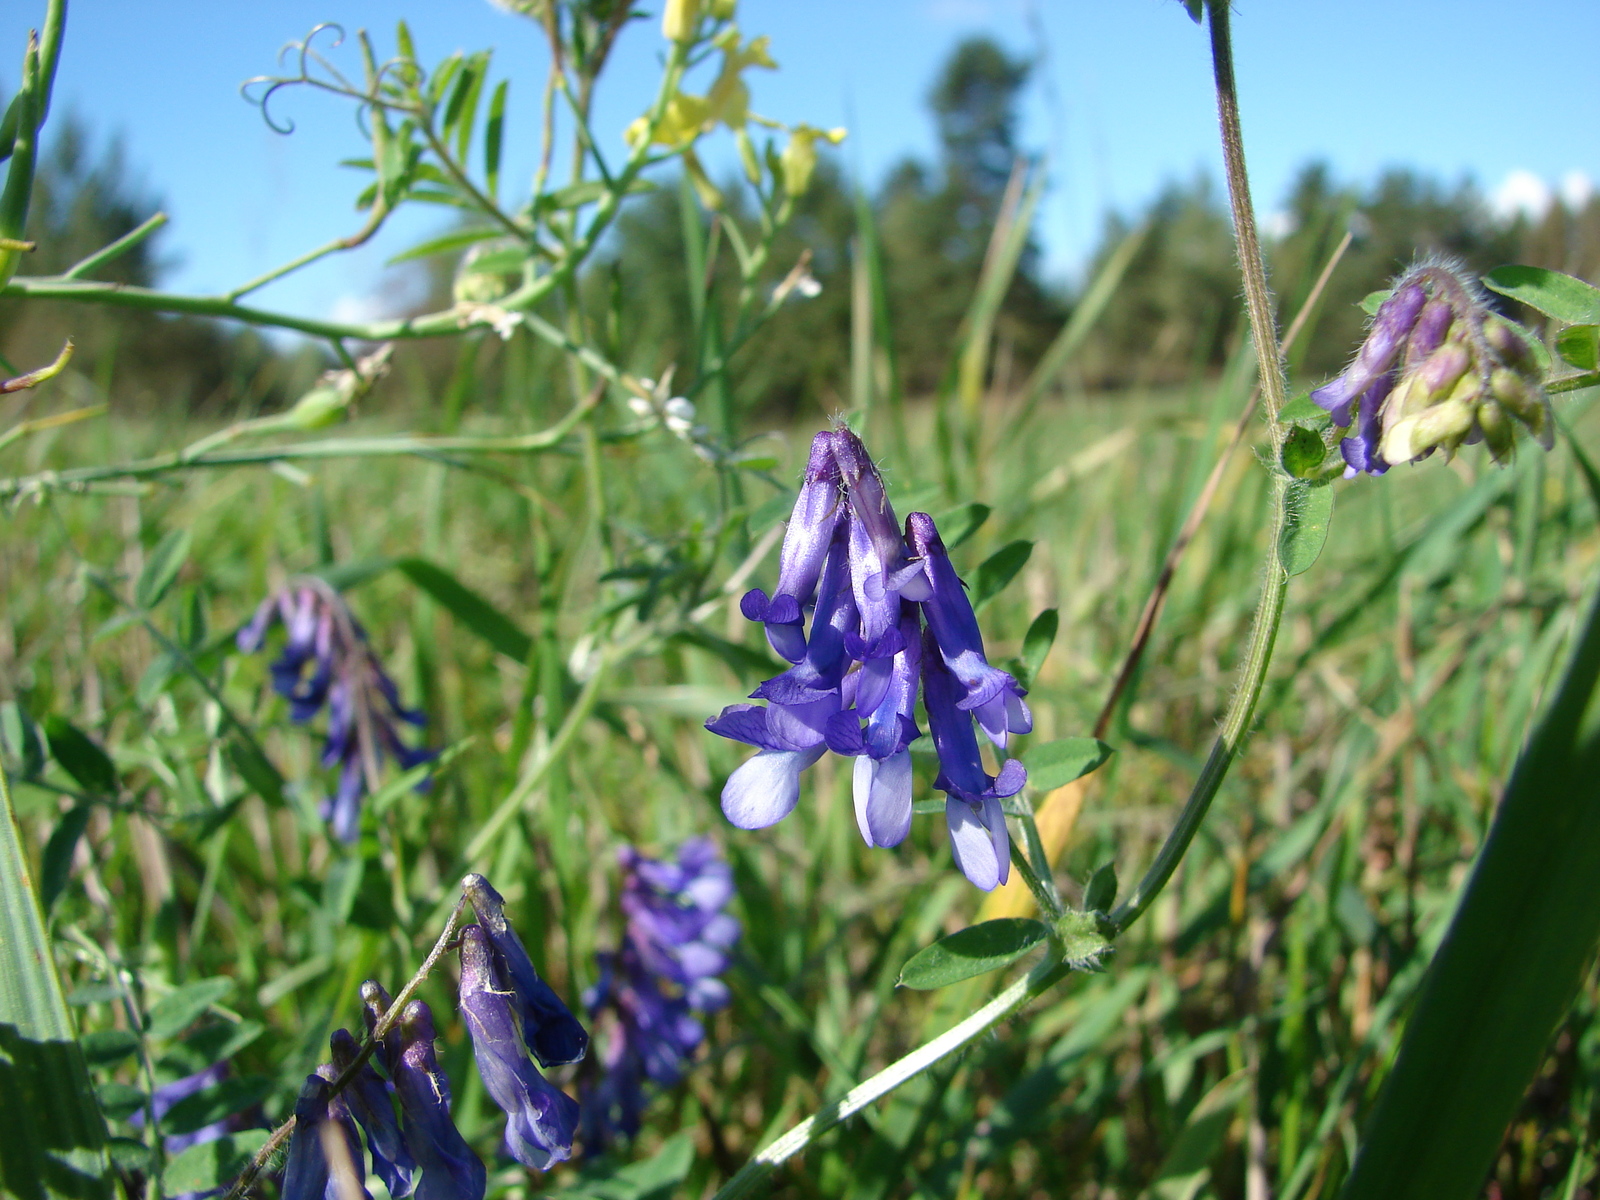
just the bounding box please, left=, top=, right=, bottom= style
left=1021, top=608, right=1058, bottom=683
left=485, top=79, right=507, bottom=198
left=936, top=502, right=991, bottom=550
left=1280, top=425, right=1326, bottom=478
left=1023, top=738, right=1114, bottom=792
left=897, top=918, right=1049, bottom=989
left=163, top=1075, right=272, bottom=1137
left=79, top=1029, right=140, bottom=1068
left=1360, top=288, right=1393, bottom=316
left=43, top=716, right=117, bottom=796
left=145, top=978, right=233, bottom=1042
left=1556, top=324, right=1599, bottom=372
left=227, top=737, right=284, bottom=808
left=39, top=805, right=90, bottom=914
left=1279, top=479, right=1334, bottom=577
left=1083, top=862, right=1118, bottom=914
left=972, top=540, right=1033, bottom=611
left=164, top=1131, right=272, bottom=1195
left=1483, top=264, right=1600, bottom=326
left=1, top=700, right=46, bottom=778
left=386, top=226, right=503, bottom=266
left=134, top=528, right=191, bottom=610
left=395, top=557, right=531, bottom=661
left=1278, top=391, right=1331, bottom=428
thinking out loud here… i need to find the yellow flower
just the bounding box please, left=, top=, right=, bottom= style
left=779, top=124, right=847, bottom=196
left=662, top=0, right=701, bottom=43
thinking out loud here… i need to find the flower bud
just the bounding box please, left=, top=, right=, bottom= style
left=1381, top=397, right=1476, bottom=465
left=1476, top=399, right=1516, bottom=463
left=662, top=0, right=700, bottom=42
left=1489, top=368, right=1554, bottom=447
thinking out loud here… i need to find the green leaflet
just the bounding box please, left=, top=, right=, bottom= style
left=898, top=918, right=1050, bottom=989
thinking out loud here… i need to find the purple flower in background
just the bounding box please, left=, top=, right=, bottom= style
left=582, top=839, right=738, bottom=1149
left=390, top=1001, right=486, bottom=1200
left=328, top=1028, right=415, bottom=1197
left=282, top=1074, right=371, bottom=1200
left=238, top=579, right=431, bottom=842
left=458, top=924, right=581, bottom=1169
left=1310, top=264, right=1552, bottom=476
left=706, top=426, right=1039, bottom=888
left=462, top=874, right=589, bottom=1067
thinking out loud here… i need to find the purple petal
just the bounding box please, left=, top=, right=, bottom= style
left=853, top=750, right=913, bottom=848
left=946, top=796, right=1007, bottom=892
left=720, top=746, right=824, bottom=829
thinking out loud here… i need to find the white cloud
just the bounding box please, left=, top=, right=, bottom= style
left=1560, top=170, right=1594, bottom=211
left=1490, top=169, right=1552, bottom=222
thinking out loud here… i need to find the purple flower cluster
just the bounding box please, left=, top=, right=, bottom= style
left=707, top=428, right=1032, bottom=890
left=582, top=838, right=739, bottom=1149
left=128, top=1063, right=262, bottom=1199
left=237, top=579, right=432, bottom=842
left=1312, top=263, right=1551, bottom=476
left=282, top=876, right=589, bottom=1200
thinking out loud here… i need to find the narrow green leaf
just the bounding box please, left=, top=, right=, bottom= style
left=227, top=736, right=284, bottom=808
left=163, top=1130, right=272, bottom=1195
left=1, top=700, right=46, bottom=778
left=78, top=1030, right=140, bottom=1068
left=935, top=502, right=990, bottom=550
left=162, top=1076, right=272, bottom=1137
left=484, top=79, right=507, bottom=199
left=1021, top=608, right=1058, bottom=683
left=106, top=1137, right=153, bottom=1174
left=43, top=716, right=117, bottom=796
left=93, top=1082, right=144, bottom=1122
left=1280, top=479, right=1334, bottom=577
left=134, top=528, right=191, bottom=610
left=898, top=918, right=1049, bottom=989
left=1023, top=738, right=1114, bottom=792
left=971, top=540, right=1033, bottom=611
left=1278, top=391, right=1331, bottom=428
left=1556, top=323, right=1599, bottom=371
left=395, top=557, right=532, bottom=661
left=1483, top=264, right=1600, bottom=326
left=385, top=226, right=502, bottom=267
left=1360, top=288, right=1392, bottom=315
left=1083, top=862, right=1118, bottom=913
left=136, top=652, right=178, bottom=706
left=0, top=763, right=110, bottom=1199
left=39, top=805, right=90, bottom=915
left=145, top=978, right=233, bottom=1042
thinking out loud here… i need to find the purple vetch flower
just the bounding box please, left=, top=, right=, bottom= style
left=282, top=1074, right=371, bottom=1200
left=1311, top=282, right=1427, bottom=425
left=237, top=578, right=432, bottom=842
left=390, top=1001, right=486, bottom=1200
left=458, top=925, right=580, bottom=1169
left=1313, top=264, right=1553, bottom=475
left=462, top=875, right=589, bottom=1067
left=581, top=840, right=739, bottom=1150
left=904, top=512, right=1032, bottom=749
left=923, top=631, right=1026, bottom=892
left=826, top=601, right=924, bottom=848
left=328, top=1029, right=415, bottom=1197
left=740, top=431, right=844, bottom=662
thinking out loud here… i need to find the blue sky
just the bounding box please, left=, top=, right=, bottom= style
left=10, top=0, right=1599, bottom=325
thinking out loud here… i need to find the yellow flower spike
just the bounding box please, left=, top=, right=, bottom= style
left=627, top=91, right=712, bottom=150
left=779, top=124, right=847, bottom=197
left=662, top=0, right=701, bottom=43
left=705, top=31, right=776, bottom=131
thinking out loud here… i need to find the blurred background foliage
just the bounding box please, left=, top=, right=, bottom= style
left=4, top=26, right=1600, bottom=1200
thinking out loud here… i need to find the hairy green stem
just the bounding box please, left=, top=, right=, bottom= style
left=709, top=956, right=1071, bottom=1200
left=1109, top=0, right=1294, bottom=933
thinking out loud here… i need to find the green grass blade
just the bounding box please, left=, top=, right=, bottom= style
left=0, top=764, right=111, bottom=1200
left=1339, top=559, right=1600, bottom=1199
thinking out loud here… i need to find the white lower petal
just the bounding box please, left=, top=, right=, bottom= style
left=865, top=751, right=913, bottom=848
left=721, top=747, right=824, bottom=829
left=946, top=795, right=1002, bottom=890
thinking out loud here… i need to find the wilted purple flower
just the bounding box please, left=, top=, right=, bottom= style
left=461, top=874, right=589, bottom=1067
left=328, top=1028, right=415, bottom=1197
left=1311, top=264, right=1551, bottom=475
left=922, top=631, right=1026, bottom=892
left=237, top=579, right=431, bottom=842
left=904, top=512, right=1032, bottom=749
left=740, top=431, right=844, bottom=662
left=458, top=924, right=580, bottom=1169
left=390, top=1001, right=486, bottom=1200
left=282, top=1074, right=370, bottom=1200
left=582, top=840, right=739, bottom=1150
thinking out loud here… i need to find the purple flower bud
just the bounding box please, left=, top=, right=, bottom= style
left=1339, top=373, right=1393, bottom=478
left=743, top=432, right=844, bottom=662
left=461, top=875, right=590, bottom=1068
left=833, top=428, right=930, bottom=604
left=1311, top=282, right=1427, bottom=425
left=922, top=632, right=1026, bottom=891
left=1403, top=299, right=1454, bottom=368
left=904, top=512, right=1032, bottom=748
left=459, top=925, right=580, bottom=1170
left=328, top=1029, right=415, bottom=1198
left=390, top=1002, right=485, bottom=1200
left=282, top=1075, right=370, bottom=1200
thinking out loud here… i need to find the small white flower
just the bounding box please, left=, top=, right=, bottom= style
left=627, top=396, right=655, bottom=418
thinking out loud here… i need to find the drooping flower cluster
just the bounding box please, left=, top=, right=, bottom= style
left=282, top=875, right=589, bottom=1200
left=582, top=838, right=739, bottom=1149
left=237, top=578, right=432, bottom=842
left=1312, top=262, right=1552, bottom=476
left=706, top=428, right=1032, bottom=890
